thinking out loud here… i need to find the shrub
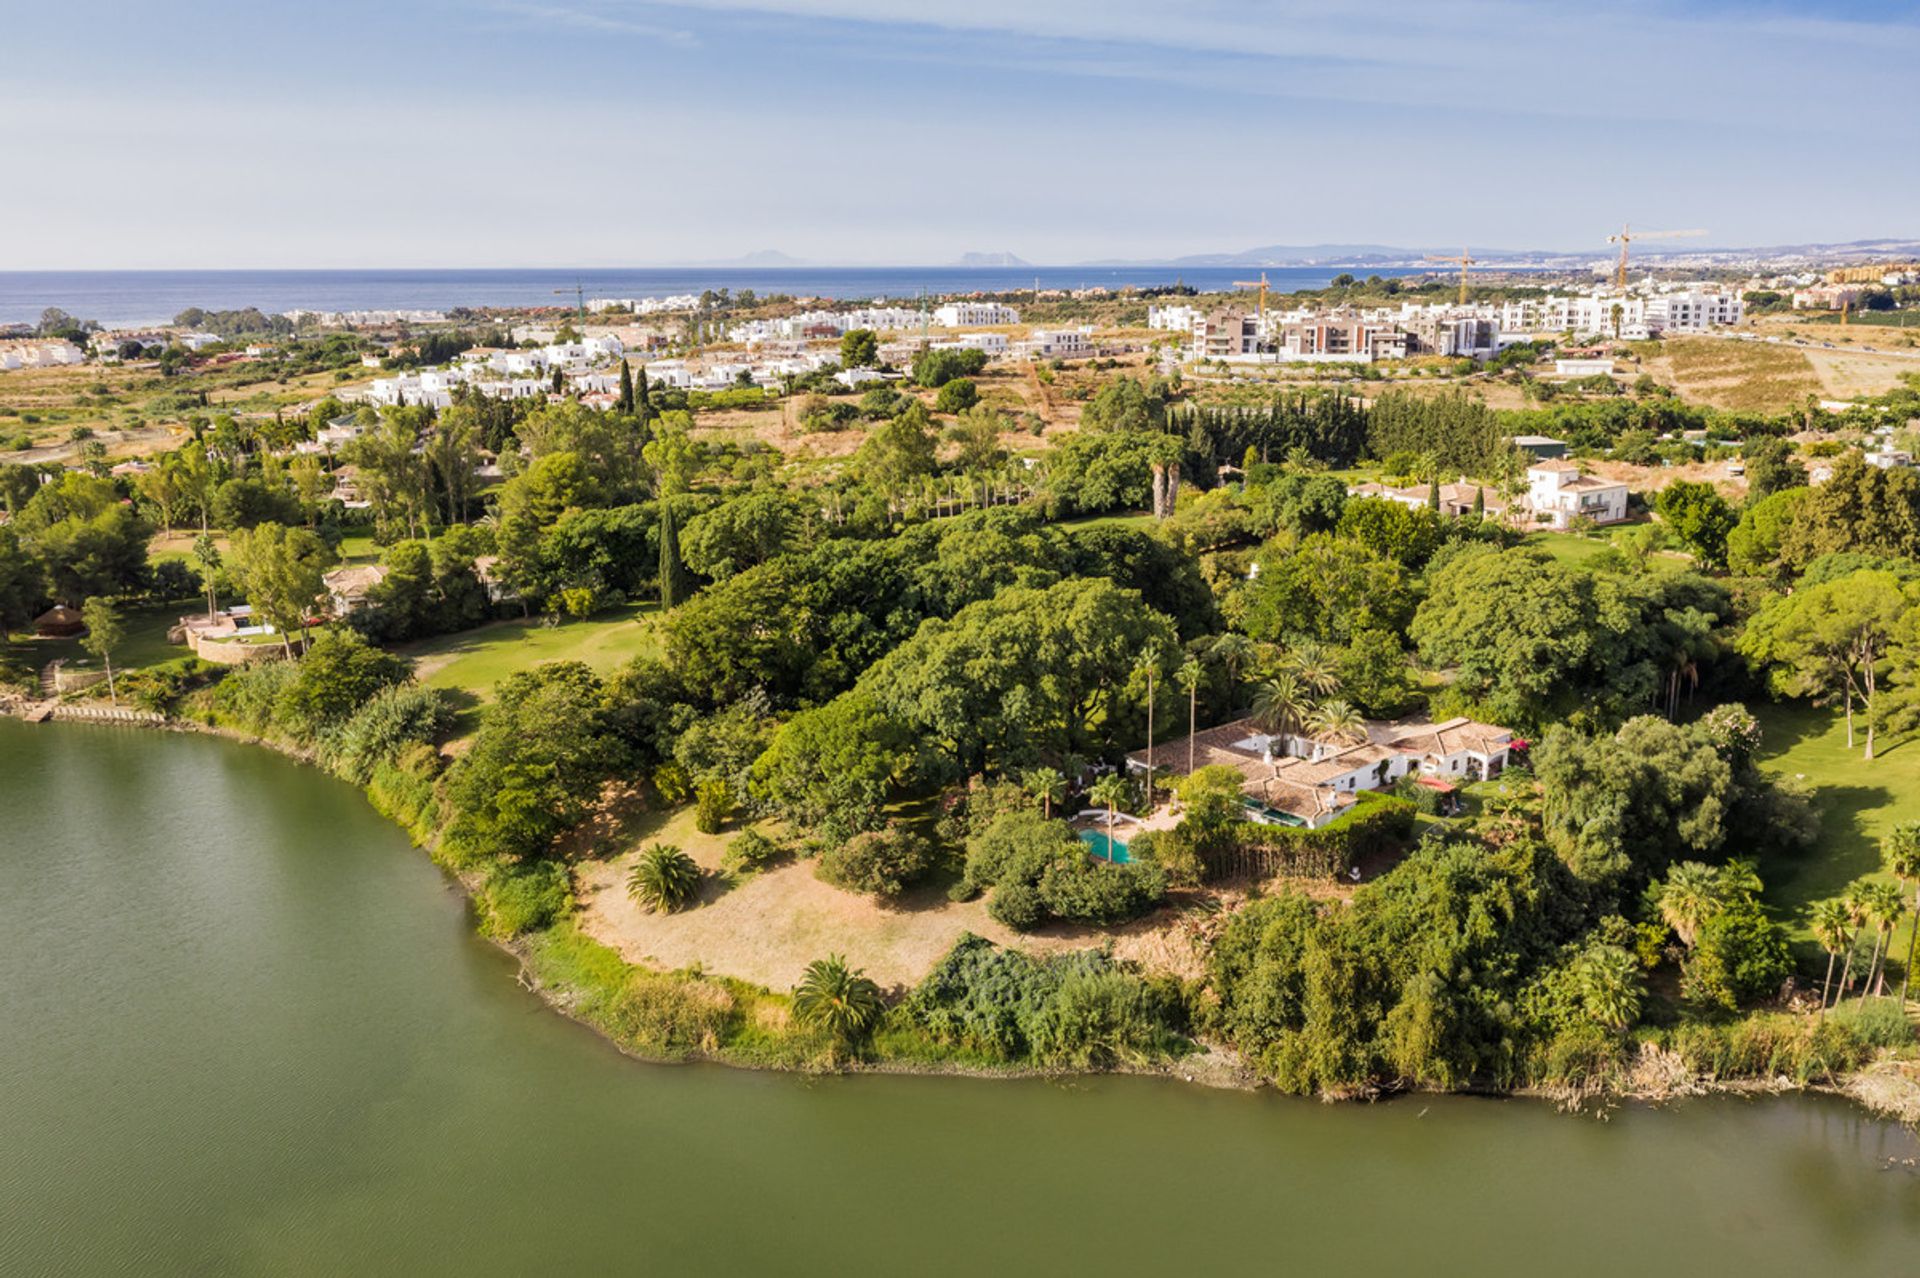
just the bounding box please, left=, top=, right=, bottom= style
left=987, top=881, right=1045, bottom=931
left=627, top=843, right=703, bottom=913
left=905, top=934, right=1185, bottom=1064
left=934, top=378, right=979, bottom=413
left=694, top=775, right=732, bottom=834
left=1830, top=997, right=1915, bottom=1049
left=1036, top=855, right=1167, bottom=926
left=321, top=682, right=458, bottom=784
left=601, top=969, right=733, bottom=1058
left=480, top=860, right=572, bottom=937
left=721, top=828, right=788, bottom=877
left=817, top=824, right=934, bottom=898
left=653, top=761, right=692, bottom=806
left=1683, top=899, right=1792, bottom=1010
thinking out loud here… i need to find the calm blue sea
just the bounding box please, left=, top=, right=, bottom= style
left=0, top=266, right=1428, bottom=328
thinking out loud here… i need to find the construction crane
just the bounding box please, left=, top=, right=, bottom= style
left=1233, top=272, right=1271, bottom=325
left=1605, top=225, right=1706, bottom=289
left=553, top=281, right=585, bottom=323
left=1423, top=250, right=1475, bottom=306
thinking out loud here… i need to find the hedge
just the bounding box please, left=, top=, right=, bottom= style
left=1199, top=791, right=1415, bottom=881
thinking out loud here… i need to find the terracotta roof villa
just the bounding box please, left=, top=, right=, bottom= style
left=322, top=564, right=390, bottom=617
left=1126, top=715, right=1516, bottom=829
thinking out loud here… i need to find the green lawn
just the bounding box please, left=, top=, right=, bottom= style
left=1752, top=700, right=1918, bottom=969
left=401, top=603, right=663, bottom=701
left=13, top=598, right=198, bottom=677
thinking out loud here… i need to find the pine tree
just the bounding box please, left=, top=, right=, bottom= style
left=658, top=496, right=686, bottom=608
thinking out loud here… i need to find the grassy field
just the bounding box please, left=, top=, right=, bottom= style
left=7, top=598, right=199, bottom=682
left=1751, top=701, right=1918, bottom=976
left=1520, top=529, right=1615, bottom=566
left=401, top=602, right=662, bottom=700
left=1656, top=337, right=1821, bottom=412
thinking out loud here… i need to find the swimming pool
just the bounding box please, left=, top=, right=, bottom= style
left=1077, top=828, right=1132, bottom=864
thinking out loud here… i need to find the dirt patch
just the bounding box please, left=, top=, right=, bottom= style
left=574, top=819, right=1219, bottom=992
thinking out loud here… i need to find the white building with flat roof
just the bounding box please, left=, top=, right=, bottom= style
left=933, top=302, right=1019, bottom=327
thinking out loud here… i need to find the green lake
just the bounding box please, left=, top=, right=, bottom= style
left=3, top=718, right=1917, bottom=1275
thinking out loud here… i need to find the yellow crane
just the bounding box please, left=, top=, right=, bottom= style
left=1233, top=272, right=1271, bottom=325
left=1423, top=250, right=1475, bottom=305
left=1605, top=225, right=1706, bottom=289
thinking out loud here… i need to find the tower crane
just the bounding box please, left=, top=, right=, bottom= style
left=1423, top=251, right=1475, bottom=306
left=1233, top=272, right=1271, bottom=325
left=553, top=281, right=585, bottom=323
left=1605, top=225, right=1706, bottom=289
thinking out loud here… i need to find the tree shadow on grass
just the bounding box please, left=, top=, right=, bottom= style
left=1760, top=783, right=1893, bottom=922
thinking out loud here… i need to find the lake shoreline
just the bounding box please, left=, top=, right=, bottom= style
left=9, top=699, right=1918, bottom=1122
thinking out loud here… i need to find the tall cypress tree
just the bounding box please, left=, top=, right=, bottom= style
left=658, top=495, right=686, bottom=609
left=1428, top=475, right=1440, bottom=511
left=635, top=366, right=652, bottom=425
left=618, top=360, right=635, bottom=413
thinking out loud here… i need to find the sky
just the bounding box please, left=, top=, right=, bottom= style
left=3, top=0, right=1916, bottom=268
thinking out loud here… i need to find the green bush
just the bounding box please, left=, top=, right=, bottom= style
left=693, top=775, right=731, bottom=834
left=817, top=824, right=934, bottom=898
left=905, top=934, right=1185, bottom=1065
left=721, top=828, right=788, bottom=876
left=987, top=881, right=1044, bottom=931
left=1830, top=997, right=1915, bottom=1049
left=321, top=682, right=458, bottom=784
left=480, top=859, right=572, bottom=937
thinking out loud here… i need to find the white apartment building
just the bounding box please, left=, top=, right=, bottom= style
left=932, top=302, right=1019, bottom=327
left=1526, top=460, right=1629, bottom=528
left=1014, top=327, right=1091, bottom=359
left=0, top=339, right=87, bottom=369
left=1644, top=291, right=1742, bottom=331
left=1147, top=304, right=1202, bottom=332
left=930, top=331, right=1008, bottom=355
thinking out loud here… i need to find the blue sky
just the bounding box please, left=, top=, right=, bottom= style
left=4, top=0, right=1915, bottom=268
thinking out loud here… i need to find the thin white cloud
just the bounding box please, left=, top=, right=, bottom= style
left=491, top=0, right=699, bottom=43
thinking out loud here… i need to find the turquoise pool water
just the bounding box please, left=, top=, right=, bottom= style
left=1078, top=829, right=1132, bottom=863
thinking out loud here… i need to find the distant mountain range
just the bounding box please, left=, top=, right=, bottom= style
left=1079, top=238, right=1920, bottom=269
left=667, top=238, right=1919, bottom=271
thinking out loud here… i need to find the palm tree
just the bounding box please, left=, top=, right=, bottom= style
left=1656, top=861, right=1726, bottom=949
left=1089, top=773, right=1128, bottom=831
left=792, top=954, right=884, bottom=1045
left=1023, top=767, right=1067, bottom=820
left=1811, top=898, right=1852, bottom=1015
left=1306, top=699, right=1367, bottom=746
left=1574, top=944, right=1643, bottom=1034
left=1283, top=639, right=1341, bottom=699
left=1249, top=673, right=1310, bottom=746
left=1176, top=658, right=1203, bottom=775
left=626, top=843, right=702, bottom=913
left=1137, top=646, right=1163, bottom=799
left=1836, top=886, right=1869, bottom=1001
left=1884, top=822, right=1920, bottom=1004
left=1858, top=880, right=1906, bottom=1001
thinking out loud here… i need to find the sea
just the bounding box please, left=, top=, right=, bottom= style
left=0, top=266, right=1430, bottom=329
